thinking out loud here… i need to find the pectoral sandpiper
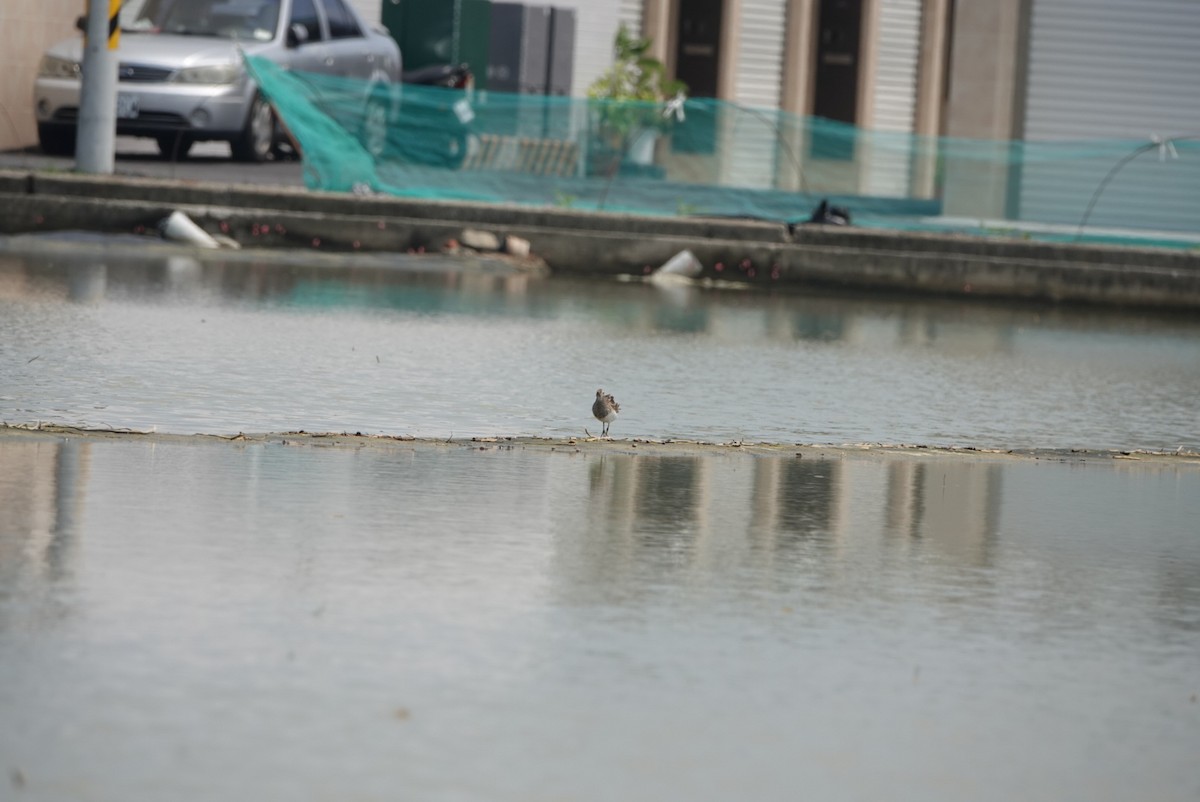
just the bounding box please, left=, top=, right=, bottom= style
left=592, top=389, right=620, bottom=437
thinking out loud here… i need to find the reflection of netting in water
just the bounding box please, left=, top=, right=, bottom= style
left=246, top=56, right=1200, bottom=248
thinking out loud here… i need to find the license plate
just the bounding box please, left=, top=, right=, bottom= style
left=116, top=93, right=139, bottom=119
left=453, top=98, right=474, bottom=125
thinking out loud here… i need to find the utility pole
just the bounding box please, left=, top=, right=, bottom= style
left=76, top=0, right=121, bottom=173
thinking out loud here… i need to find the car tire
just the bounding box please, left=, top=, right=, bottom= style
left=37, top=124, right=75, bottom=157
left=156, top=133, right=193, bottom=161
left=230, top=94, right=274, bottom=163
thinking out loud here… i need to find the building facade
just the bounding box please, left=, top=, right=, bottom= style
left=2, top=1, right=1196, bottom=231
left=0, top=0, right=84, bottom=154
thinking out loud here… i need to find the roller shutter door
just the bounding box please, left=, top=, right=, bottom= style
left=864, top=0, right=921, bottom=196
left=618, top=0, right=644, bottom=37
left=733, top=0, right=787, bottom=109
left=723, top=0, right=787, bottom=189
left=1018, top=0, right=1200, bottom=232
left=870, top=0, right=920, bottom=133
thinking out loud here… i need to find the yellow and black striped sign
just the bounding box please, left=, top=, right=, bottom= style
left=107, top=0, right=121, bottom=50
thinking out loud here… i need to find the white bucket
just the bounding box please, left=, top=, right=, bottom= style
left=159, top=211, right=221, bottom=249
left=654, top=249, right=702, bottom=277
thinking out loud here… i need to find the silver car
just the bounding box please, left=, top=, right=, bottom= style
left=34, top=0, right=401, bottom=161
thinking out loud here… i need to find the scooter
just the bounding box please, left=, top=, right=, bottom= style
left=398, top=63, right=476, bottom=169
left=403, top=62, right=474, bottom=91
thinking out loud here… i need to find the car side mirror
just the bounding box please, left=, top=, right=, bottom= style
left=286, top=23, right=309, bottom=48
left=75, top=15, right=87, bottom=34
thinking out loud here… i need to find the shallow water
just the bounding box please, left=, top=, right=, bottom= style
left=2, top=249, right=1199, bottom=451
left=0, top=435, right=1197, bottom=801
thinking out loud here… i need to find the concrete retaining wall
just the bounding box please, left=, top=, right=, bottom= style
left=2, top=168, right=1199, bottom=309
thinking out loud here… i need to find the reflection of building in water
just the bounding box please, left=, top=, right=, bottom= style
left=748, top=458, right=841, bottom=550
left=67, top=264, right=108, bottom=303
left=0, top=438, right=89, bottom=615
left=0, top=256, right=104, bottom=303
left=561, top=451, right=1003, bottom=602
left=709, top=300, right=845, bottom=345
left=879, top=460, right=1002, bottom=565
left=0, top=255, right=35, bottom=299
left=0, top=250, right=547, bottom=311
left=581, top=455, right=713, bottom=577
left=572, top=453, right=844, bottom=587
left=747, top=457, right=1002, bottom=569
left=634, top=456, right=709, bottom=557
left=651, top=299, right=711, bottom=334
left=1153, top=553, right=1200, bottom=635
left=893, top=310, right=1015, bottom=354
left=789, top=310, right=847, bottom=343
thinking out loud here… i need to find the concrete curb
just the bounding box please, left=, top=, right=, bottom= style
left=2, top=168, right=1199, bottom=309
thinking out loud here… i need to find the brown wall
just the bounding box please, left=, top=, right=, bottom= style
left=940, top=0, right=1029, bottom=219
left=0, top=1, right=81, bottom=151
left=942, top=0, right=1027, bottom=141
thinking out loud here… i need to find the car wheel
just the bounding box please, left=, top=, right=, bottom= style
left=37, top=124, right=75, bottom=157
left=230, top=94, right=274, bottom=163
left=156, top=133, right=193, bottom=161
left=360, top=97, right=389, bottom=158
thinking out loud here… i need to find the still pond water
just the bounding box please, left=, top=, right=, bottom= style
left=1, top=245, right=1198, bottom=800
left=0, top=435, right=1197, bottom=801
left=1, top=248, right=1198, bottom=450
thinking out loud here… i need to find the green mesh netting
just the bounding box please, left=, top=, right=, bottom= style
left=244, top=56, right=1200, bottom=249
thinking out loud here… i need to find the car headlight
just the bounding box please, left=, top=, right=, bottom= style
left=173, top=64, right=242, bottom=85
left=39, top=55, right=81, bottom=79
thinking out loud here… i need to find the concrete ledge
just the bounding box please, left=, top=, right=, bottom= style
left=19, top=170, right=793, bottom=243
left=2, top=168, right=1199, bottom=309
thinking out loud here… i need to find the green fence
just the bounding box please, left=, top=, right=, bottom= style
left=246, top=56, right=1200, bottom=248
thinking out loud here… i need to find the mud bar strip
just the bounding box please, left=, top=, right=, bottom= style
left=2, top=424, right=1197, bottom=468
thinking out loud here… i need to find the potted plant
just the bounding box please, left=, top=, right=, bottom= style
left=587, top=25, right=687, bottom=174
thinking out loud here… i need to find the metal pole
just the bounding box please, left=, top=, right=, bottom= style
left=76, top=0, right=121, bottom=173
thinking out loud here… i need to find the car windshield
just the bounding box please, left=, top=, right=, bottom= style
left=121, top=0, right=281, bottom=42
